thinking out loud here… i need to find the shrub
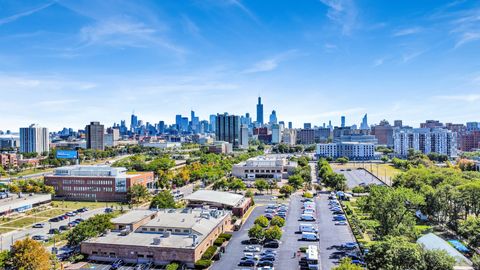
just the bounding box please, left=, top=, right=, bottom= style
left=166, top=263, right=179, bottom=270
left=214, top=238, right=226, bottom=247
left=352, top=186, right=365, bottom=193
left=303, top=192, right=313, bottom=198
left=201, top=246, right=217, bottom=260
left=194, top=259, right=212, bottom=269
left=299, top=247, right=307, bottom=253
left=219, top=233, right=232, bottom=241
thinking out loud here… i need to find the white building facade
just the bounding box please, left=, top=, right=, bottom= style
left=19, top=124, right=49, bottom=154
left=393, top=128, right=457, bottom=157
left=316, top=142, right=375, bottom=160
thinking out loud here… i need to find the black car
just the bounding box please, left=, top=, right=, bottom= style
left=48, top=228, right=60, bottom=234
left=257, top=260, right=274, bottom=267
left=241, top=238, right=261, bottom=245
left=59, top=225, right=69, bottom=231
left=49, top=217, right=60, bottom=222
left=105, top=208, right=114, bottom=213
left=332, top=211, right=344, bottom=215
left=238, top=259, right=256, bottom=266
left=263, top=240, right=279, bottom=248
left=260, top=255, right=275, bottom=261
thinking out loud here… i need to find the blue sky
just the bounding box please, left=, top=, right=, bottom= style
left=1, top=0, right=480, bottom=131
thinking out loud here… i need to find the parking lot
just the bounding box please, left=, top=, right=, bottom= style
left=79, top=262, right=162, bottom=269
left=335, top=169, right=384, bottom=188
left=211, top=204, right=267, bottom=270
left=316, top=192, right=359, bottom=269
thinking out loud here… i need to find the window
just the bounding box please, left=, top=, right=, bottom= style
left=150, top=228, right=155, bottom=232
left=109, top=252, right=115, bottom=256
left=142, top=228, right=147, bottom=231
left=183, top=229, right=189, bottom=233
left=147, top=255, right=153, bottom=258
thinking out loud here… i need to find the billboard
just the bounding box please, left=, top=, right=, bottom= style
left=56, top=150, right=78, bottom=159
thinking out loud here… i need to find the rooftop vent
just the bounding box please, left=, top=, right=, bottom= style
left=153, top=237, right=161, bottom=245
left=163, top=231, right=171, bottom=238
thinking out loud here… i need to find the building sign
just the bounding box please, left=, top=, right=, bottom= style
left=56, top=150, right=78, bottom=159
left=115, top=178, right=126, bottom=192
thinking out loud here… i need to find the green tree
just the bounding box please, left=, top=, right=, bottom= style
left=229, top=178, right=246, bottom=193
left=254, top=179, right=269, bottom=194
left=0, top=166, right=7, bottom=177
left=381, top=155, right=389, bottom=163
left=212, top=179, right=229, bottom=191
left=264, top=225, right=282, bottom=240
left=288, top=174, right=304, bottom=190
left=150, top=190, right=176, bottom=209
left=127, top=184, right=151, bottom=204
left=458, top=216, right=480, bottom=247
left=248, top=224, right=265, bottom=240
left=336, top=157, right=349, bottom=164
left=270, top=216, right=285, bottom=227
left=422, top=249, right=455, bottom=270
left=254, top=216, right=270, bottom=228
left=359, top=186, right=424, bottom=237
left=365, top=236, right=424, bottom=270
left=165, top=262, right=179, bottom=270
left=472, top=254, right=480, bottom=270
left=10, top=238, right=51, bottom=270
left=333, top=258, right=364, bottom=270
left=280, top=184, right=295, bottom=198
left=67, top=214, right=113, bottom=246
left=0, top=250, right=9, bottom=268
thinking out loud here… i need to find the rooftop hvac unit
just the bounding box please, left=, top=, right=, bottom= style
left=163, top=231, right=171, bottom=238
left=153, top=238, right=161, bottom=245
left=192, top=234, right=198, bottom=247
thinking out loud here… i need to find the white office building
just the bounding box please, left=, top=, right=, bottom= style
left=19, top=124, right=49, bottom=154
left=232, top=155, right=298, bottom=180
left=393, top=128, right=457, bottom=157
left=316, top=142, right=375, bottom=160
left=240, top=125, right=249, bottom=149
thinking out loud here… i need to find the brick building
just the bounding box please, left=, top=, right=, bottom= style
left=0, top=154, right=17, bottom=168
left=81, top=208, right=232, bottom=267
left=458, top=131, right=480, bottom=152
left=44, top=165, right=154, bottom=202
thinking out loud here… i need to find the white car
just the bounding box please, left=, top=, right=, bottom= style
left=244, top=252, right=261, bottom=259
left=335, top=221, right=348, bottom=225
left=244, top=246, right=261, bottom=252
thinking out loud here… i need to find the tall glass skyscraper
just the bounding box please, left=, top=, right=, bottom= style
left=256, top=97, right=264, bottom=125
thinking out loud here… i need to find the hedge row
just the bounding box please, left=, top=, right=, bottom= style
left=201, top=246, right=217, bottom=260
left=194, top=259, right=212, bottom=269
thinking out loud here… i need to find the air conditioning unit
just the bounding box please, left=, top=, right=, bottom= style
left=164, top=231, right=171, bottom=238
left=153, top=238, right=161, bottom=245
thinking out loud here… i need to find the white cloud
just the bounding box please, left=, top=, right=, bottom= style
left=392, top=27, right=423, bottom=37
left=242, top=50, right=298, bottom=74
left=319, top=0, right=357, bottom=35
left=454, top=32, right=480, bottom=48
left=402, top=50, right=424, bottom=63
left=0, top=2, right=54, bottom=26
left=436, top=94, right=480, bottom=102
left=228, top=0, right=259, bottom=23
left=373, top=57, right=385, bottom=67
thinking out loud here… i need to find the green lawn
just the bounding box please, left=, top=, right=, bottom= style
left=33, top=209, right=70, bottom=218
left=0, top=217, right=43, bottom=228
left=0, top=227, right=14, bottom=234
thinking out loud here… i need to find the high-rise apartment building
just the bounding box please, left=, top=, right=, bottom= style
left=256, top=97, right=264, bottom=125
left=360, top=114, right=369, bottom=130
left=297, top=129, right=315, bottom=144
left=394, top=120, right=403, bottom=128
left=341, top=116, right=346, bottom=128
left=393, top=128, right=457, bottom=157
left=240, top=125, right=249, bottom=148
left=209, top=115, right=217, bottom=133
left=371, top=120, right=394, bottom=147
left=85, top=121, right=105, bottom=150
left=269, top=110, right=277, bottom=125
left=216, top=113, right=241, bottom=147
left=130, top=113, right=138, bottom=131
left=271, top=124, right=281, bottom=144
left=19, top=124, right=49, bottom=154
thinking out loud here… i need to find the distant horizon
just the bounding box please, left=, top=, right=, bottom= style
left=1, top=0, right=479, bottom=131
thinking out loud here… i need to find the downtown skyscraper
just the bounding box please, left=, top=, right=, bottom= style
left=256, top=97, right=264, bottom=125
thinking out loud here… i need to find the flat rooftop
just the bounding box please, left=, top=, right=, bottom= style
left=85, top=208, right=230, bottom=249
left=184, top=190, right=245, bottom=208
left=0, top=193, right=51, bottom=213
left=111, top=209, right=156, bottom=224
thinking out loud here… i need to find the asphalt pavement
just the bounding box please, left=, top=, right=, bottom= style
left=316, top=192, right=358, bottom=269
left=334, top=169, right=384, bottom=188
left=0, top=207, right=107, bottom=251
left=210, top=204, right=266, bottom=270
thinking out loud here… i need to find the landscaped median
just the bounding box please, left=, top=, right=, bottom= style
left=194, top=233, right=233, bottom=269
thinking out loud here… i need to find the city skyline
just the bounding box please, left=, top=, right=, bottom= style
left=1, top=0, right=480, bottom=130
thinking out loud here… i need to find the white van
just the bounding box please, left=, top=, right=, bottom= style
left=303, top=208, right=315, bottom=214
left=301, top=232, right=319, bottom=241
left=299, top=224, right=318, bottom=233
left=300, top=214, right=316, bottom=221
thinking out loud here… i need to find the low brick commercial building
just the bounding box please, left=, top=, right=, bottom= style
left=44, top=165, right=154, bottom=202
left=184, top=190, right=252, bottom=217
left=81, top=208, right=232, bottom=267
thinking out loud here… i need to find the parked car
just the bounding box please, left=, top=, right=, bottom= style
left=335, top=221, right=348, bottom=226
left=332, top=211, right=344, bottom=215
left=263, top=240, right=279, bottom=248
left=49, top=217, right=60, bottom=222
left=257, top=260, right=274, bottom=267
left=238, top=259, right=256, bottom=266
left=260, top=250, right=277, bottom=256
left=32, top=223, right=45, bottom=228
left=32, top=235, right=47, bottom=241
left=59, top=225, right=70, bottom=231
left=111, top=259, right=124, bottom=269
left=49, top=228, right=60, bottom=234
left=260, top=254, right=276, bottom=261
left=265, top=209, right=276, bottom=214
left=66, top=212, right=76, bottom=217
left=264, top=213, right=274, bottom=220
left=351, top=260, right=367, bottom=266
left=300, top=214, right=316, bottom=221
left=276, top=212, right=287, bottom=218
left=342, top=242, right=359, bottom=249
left=301, top=232, right=319, bottom=241
left=244, top=245, right=261, bottom=252
left=75, top=218, right=84, bottom=223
